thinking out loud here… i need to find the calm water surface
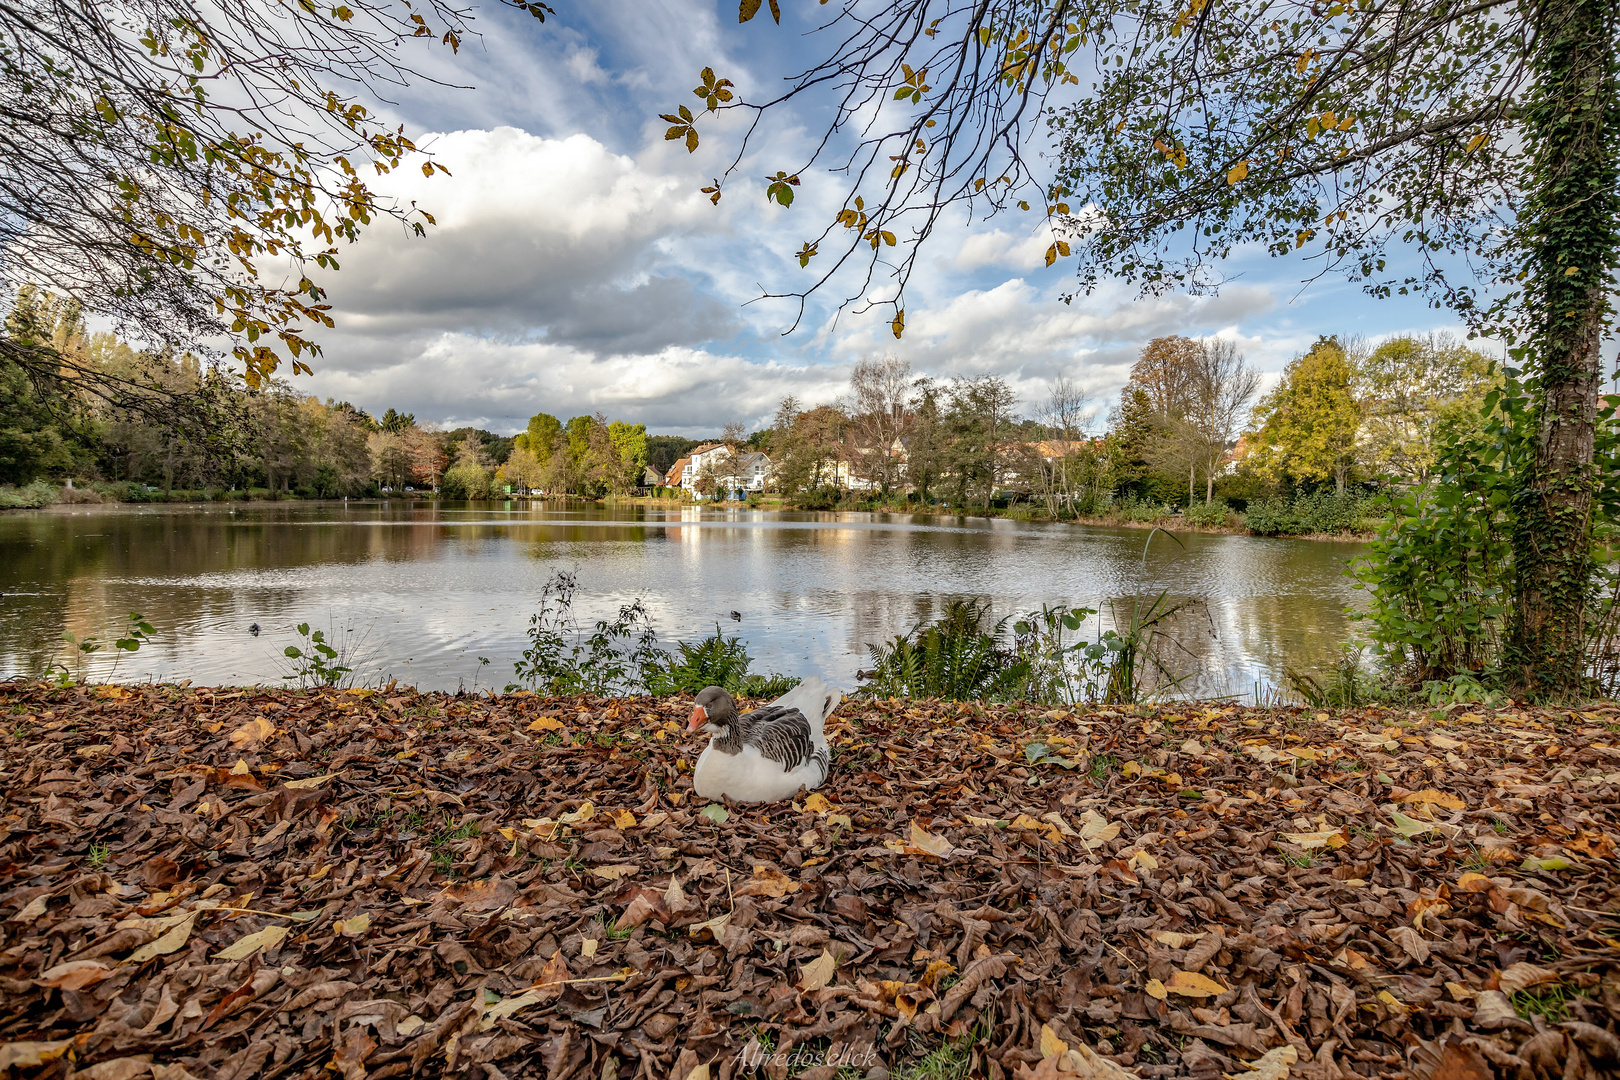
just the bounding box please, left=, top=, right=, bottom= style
left=0, top=501, right=1367, bottom=696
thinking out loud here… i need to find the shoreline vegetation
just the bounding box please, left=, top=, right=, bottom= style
left=0, top=680, right=1615, bottom=1080
left=15, top=484, right=1381, bottom=541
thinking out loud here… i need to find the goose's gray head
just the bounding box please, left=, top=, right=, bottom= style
left=688, top=685, right=737, bottom=735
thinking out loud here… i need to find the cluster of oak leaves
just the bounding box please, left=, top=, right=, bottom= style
left=0, top=684, right=1618, bottom=1080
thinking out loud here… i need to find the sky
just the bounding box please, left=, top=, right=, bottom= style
left=293, top=0, right=1477, bottom=437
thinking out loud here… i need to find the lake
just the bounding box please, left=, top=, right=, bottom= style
left=1, top=501, right=1368, bottom=697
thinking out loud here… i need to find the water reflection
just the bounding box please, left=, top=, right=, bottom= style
left=0, top=501, right=1367, bottom=694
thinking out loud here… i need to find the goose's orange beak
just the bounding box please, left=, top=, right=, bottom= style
left=687, top=704, right=707, bottom=732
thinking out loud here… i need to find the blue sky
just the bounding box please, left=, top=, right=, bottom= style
left=297, top=0, right=1474, bottom=436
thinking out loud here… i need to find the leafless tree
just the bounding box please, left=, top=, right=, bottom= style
left=1033, top=376, right=1095, bottom=516
left=848, top=355, right=913, bottom=494
left=1190, top=339, right=1262, bottom=502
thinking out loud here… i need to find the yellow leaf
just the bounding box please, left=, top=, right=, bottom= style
left=906, top=821, right=956, bottom=857
left=1077, top=809, right=1120, bottom=849
left=588, top=865, right=638, bottom=882
left=527, top=716, right=565, bottom=732
left=1145, top=978, right=1168, bottom=1000
left=229, top=716, right=275, bottom=748
left=1427, top=734, right=1466, bottom=750
left=1466, top=132, right=1488, bottom=153
left=1280, top=828, right=1346, bottom=850
left=891, top=310, right=905, bottom=339
left=0, top=1043, right=73, bottom=1072
left=1129, top=849, right=1159, bottom=871
left=284, top=771, right=341, bottom=791
left=1165, top=969, right=1227, bottom=997
left=1223, top=1045, right=1297, bottom=1080
left=797, top=949, right=837, bottom=991
left=1401, top=789, right=1464, bottom=810
left=215, top=924, right=290, bottom=961
left=687, top=1067, right=710, bottom=1080
left=1376, top=989, right=1407, bottom=1013
left=1455, top=872, right=1494, bottom=893
left=229, top=759, right=253, bottom=776
left=126, top=911, right=198, bottom=964
left=559, top=801, right=595, bottom=825
left=1038, top=1024, right=1068, bottom=1059
left=1226, top=160, right=1249, bottom=185
left=803, top=793, right=833, bottom=813
left=612, top=809, right=636, bottom=829
left=334, top=912, right=371, bottom=938
left=1045, top=243, right=1059, bottom=268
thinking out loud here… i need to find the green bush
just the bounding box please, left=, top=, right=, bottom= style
left=1243, top=491, right=1370, bottom=536
left=859, top=599, right=1030, bottom=701
left=1115, top=498, right=1169, bottom=524
left=442, top=463, right=492, bottom=500
left=1183, top=501, right=1233, bottom=528
left=0, top=481, right=60, bottom=509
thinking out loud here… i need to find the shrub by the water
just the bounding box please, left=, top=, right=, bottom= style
left=0, top=481, right=60, bottom=509
left=1242, top=491, right=1371, bottom=536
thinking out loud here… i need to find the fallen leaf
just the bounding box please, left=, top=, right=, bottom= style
left=1038, top=1024, right=1067, bottom=1058
left=1164, top=969, right=1227, bottom=997
left=1402, top=789, right=1465, bottom=810
left=558, top=801, right=595, bottom=825
left=526, top=716, right=565, bottom=732
left=1497, top=961, right=1559, bottom=994
left=0, top=1042, right=72, bottom=1072
left=698, top=804, right=729, bottom=824
left=737, top=866, right=800, bottom=898
left=1077, top=809, right=1120, bottom=848
left=1144, top=979, right=1167, bottom=1000
left=797, top=949, right=836, bottom=991
left=532, top=951, right=568, bottom=1000
left=1455, top=872, right=1494, bottom=892
left=126, top=911, right=197, bottom=964
left=905, top=821, right=957, bottom=857
left=1430, top=1038, right=1491, bottom=1080
left=214, top=924, right=290, bottom=961
left=76, top=1059, right=154, bottom=1080
left=8, top=896, right=48, bottom=923
left=612, top=809, right=636, bottom=829
left=1390, top=811, right=1434, bottom=839
left=1472, top=989, right=1528, bottom=1030
left=588, top=864, right=638, bottom=882
left=664, top=875, right=691, bottom=914
left=803, top=793, right=833, bottom=812
left=34, top=960, right=113, bottom=990
left=1389, top=925, right=1429, bottom=963
left=229, top=716, right=275, bottom=748
left=1223, top=1045, right=1297, bottom=1080
left=1280, top=828, right=1346, bottom=850
left=1151, top=930, right=1206, bottom=949
left=284, top=772, right=341, bottom=790
left=333, top=912, right=371, bottom=938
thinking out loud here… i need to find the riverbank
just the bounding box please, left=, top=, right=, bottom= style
left=2, top=682, right=1615, bottom=1079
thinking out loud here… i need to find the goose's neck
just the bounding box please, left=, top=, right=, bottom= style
left=710, top=712, right=754, bottom=754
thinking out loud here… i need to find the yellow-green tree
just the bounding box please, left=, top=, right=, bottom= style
left=1246, top=339, right=1361, bottom=494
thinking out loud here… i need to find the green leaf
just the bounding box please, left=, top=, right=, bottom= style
left=285, top=646, right=303, bottom=658
left=699, top=804, right=730, bottom=824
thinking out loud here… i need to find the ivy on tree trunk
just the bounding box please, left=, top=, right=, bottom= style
left=1506, top=0, right=1620, bottom=695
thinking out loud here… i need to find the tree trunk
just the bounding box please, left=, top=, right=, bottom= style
left=1505, top=0, right=1619, bottom=697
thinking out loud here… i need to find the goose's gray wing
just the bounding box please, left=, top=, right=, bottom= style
left=736, top=705, right=829, bottom=776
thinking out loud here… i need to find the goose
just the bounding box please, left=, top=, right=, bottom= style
left=688, top=676, right=840, bottom=803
